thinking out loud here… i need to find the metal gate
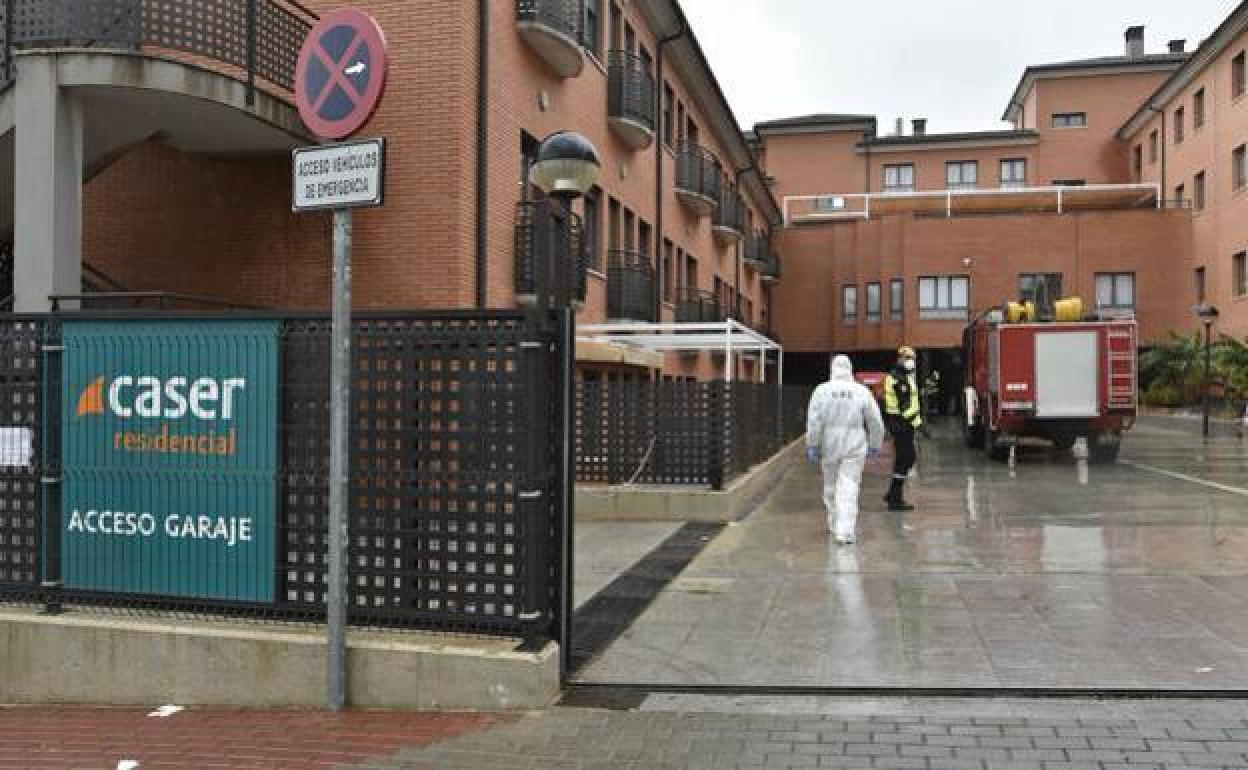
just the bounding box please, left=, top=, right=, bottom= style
left=0, top=311, right=567, bottom=645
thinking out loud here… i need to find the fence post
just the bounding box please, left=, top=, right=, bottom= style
left=39, top=319, right=63, bottom=614
left=708, top=380, right=726, bottom=491
left=245, top=0, right=257, bottom=107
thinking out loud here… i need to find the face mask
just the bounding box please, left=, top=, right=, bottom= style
left=902, top=359, right=916, bottom=372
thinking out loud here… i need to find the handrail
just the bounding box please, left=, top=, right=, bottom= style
left=49, top=291, right=262, bottom=311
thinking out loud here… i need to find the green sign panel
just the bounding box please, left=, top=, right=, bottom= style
left=61, top=320, right=280, bottom=602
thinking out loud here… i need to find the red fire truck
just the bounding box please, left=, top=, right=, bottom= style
left=961, top=309, right=1137, bottom=463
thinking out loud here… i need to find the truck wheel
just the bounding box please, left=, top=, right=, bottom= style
left=1089, top=438, right=1120, bottom=464
left=983, top=426, right=1010, bottom=463
left=1052, top=434, right=1076, bottom=452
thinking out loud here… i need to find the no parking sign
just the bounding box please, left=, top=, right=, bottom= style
left=295, top=7, right=388, bottom=141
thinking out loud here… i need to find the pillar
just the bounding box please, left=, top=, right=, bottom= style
left=14, top=54, right=82, bottom=312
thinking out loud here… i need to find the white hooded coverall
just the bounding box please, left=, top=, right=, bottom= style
left=806, top=355, right=886, bottom=538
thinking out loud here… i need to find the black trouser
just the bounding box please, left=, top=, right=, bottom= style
left=887, top=417, right=917, bottom=486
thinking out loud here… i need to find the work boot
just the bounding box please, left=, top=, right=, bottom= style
left=888, top=497, right=916, bottom=512
left=886, top=478, right=915, bottom=512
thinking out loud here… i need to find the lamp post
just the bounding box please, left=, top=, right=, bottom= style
left=527, top=131, right=599, bottom=671
left=1195, top=303, right=1220, bottom=438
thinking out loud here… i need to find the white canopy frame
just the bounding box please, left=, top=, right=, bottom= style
left=579, top=320, right=784, bottom=385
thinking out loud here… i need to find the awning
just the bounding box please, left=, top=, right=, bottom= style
left=579, top=320, right=784, bottom=384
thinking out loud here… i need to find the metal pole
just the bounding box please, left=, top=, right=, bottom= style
left=327, top=207, right=352, bottom=711
left=1203, top=320, right=1212, bottom=438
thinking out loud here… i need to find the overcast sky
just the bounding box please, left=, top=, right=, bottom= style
left=681, top=0, right=1240, bottom=134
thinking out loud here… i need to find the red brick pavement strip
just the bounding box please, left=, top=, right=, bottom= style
left=0, top=706, right=518, bottom=769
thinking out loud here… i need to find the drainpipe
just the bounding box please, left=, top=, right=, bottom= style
left=734, top=166, right=749, bottom=320
left=474, top=0, right=490, bottom=307
left=1157, top=106, right=1167, bottom=204
left=654, top=17, right=686, bottom=320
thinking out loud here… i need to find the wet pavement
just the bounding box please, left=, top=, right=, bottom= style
left=573, top=421, right=1248, bottom=690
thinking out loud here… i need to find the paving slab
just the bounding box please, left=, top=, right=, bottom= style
left=572, top=421, right=1248, bottom=690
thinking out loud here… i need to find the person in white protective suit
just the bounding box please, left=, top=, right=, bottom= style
left=805, top=355, right=886, bottom=545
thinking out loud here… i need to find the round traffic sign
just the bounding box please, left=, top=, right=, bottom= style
left=295, top=8, right=388, bottom=141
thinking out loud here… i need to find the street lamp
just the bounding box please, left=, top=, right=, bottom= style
left=527, top=131, right=598, bottom=665
left=529, top=131, right=601, bottom=308
left=1195, top=303, right=1220, bottom=438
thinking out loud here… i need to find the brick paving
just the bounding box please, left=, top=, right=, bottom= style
left=0, top=706, right=511, bottom=769
left=344, top=708, right=1248, bottom=770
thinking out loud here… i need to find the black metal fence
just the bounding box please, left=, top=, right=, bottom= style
left=675, top=142, right=723, bottom=205
left=606, top=250, right=655, bottom=322
left=675, top=287, right=723, bottom=323
left=607, top=49, right=655, bottom=132
left=4, top=0, right=316, bottom=100
left=0, top=312, right=566, bottom=642
left=576, top=379, right=809, bottom=490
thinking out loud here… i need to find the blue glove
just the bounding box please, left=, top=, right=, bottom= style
left=806, top=446, right=820, bottom=464
left=867, top=448, right=880, bottom=459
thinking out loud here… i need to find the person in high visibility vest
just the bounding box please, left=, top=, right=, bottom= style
left=883, top=346, right=923, bottom=511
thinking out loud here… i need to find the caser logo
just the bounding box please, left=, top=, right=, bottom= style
left=74, top=375, right=247, bottom=421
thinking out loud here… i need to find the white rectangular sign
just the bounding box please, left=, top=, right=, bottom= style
left=292, top=138, right=385, bottom=212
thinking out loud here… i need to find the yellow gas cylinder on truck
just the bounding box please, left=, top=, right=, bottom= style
left=1005, top=301, right=1036, bottom=323
left=1054, top=297, right=1084, bottom=322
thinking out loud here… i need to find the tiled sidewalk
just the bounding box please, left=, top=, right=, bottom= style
left=0, top=706, right=510, bottom=769
left=345, top=707, right=1248, bottom=770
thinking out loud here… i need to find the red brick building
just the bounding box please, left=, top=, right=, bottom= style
left=14, top=2, right=1248, bottom=385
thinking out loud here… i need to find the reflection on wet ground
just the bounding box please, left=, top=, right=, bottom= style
left=576, top=420, right=1248, bottom=689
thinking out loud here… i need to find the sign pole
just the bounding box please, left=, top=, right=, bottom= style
left=327, top=207, right=352, bottom=711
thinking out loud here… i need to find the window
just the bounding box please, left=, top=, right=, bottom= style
left=676, top=102, right=686, bottom=144
left=1052, top=179, right=1087, bottom=187
left=662, top=83, right=674, bottom=146
left=1194, top=266, right=1206, bottom=304
left=607, top=197, right=621, bottom=250
left=1149, top=130, right=1158, bottom=163
left=622, top=207, right=636, bottom=251
left=1095, top=273, right=1136, bottom=314
left=1175, top=183, right=1185, bottom=206
left=638, top=219, right=651, bottom=258
left=883, top=163, right=915, bottom=193
left=814, top=196, right=847, bottom=212
left=1195, top=88, right=1206, bottom=128
left=1132, top=145, right=1143, bottom=180
left=1195, top=171, right=1207, bottom=211
left=918, top=276, right=970, bottom=320
left=890, top=279, right=904, bottom=320
left=713, top=276, right=723, bottom=312
left=1018, top=273, right=1063, bottom=304
left=866, top=282, right=881, bottom=323
left=582, top=187, right=601, bottom=271
left=684, top=253, right=697, bottom=291
left=842, top=285, right=858, bottom=323
left=608, top=2, right=622, bottom=51
left=946, top=161, right=978, bottom=190
left=1051, top=112, right=1087, bottom=128
left=581, top=0, right=601, bottom=56
left=662, top=239, right=674, bottom=303
left=999, top=158, right=1026, bottom=188
left=1235, top=145, right=1247, bottom=191
left=1175, top=106, right=1185, bottom=143
left=1234, top=51, right=1246, bottom=100
left=1235, top=253, right=1247, bottom=297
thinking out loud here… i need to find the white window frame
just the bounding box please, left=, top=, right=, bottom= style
left=883, top=163, right=915, bottom=193
left=1095, top=273, right=1136, bottom=317
left=842, top=285, right=858, bottom=324
left=999, top=158, right=1026, bottom=189
left=946, top=161, right=978, bottom=191
left=866, top=282, right=881, bottom=323
left=1051, top=112, right=1087, bottom=128
left=918, top=275, right=970, bottom=320
left=889, top=279, right=903, bottom=321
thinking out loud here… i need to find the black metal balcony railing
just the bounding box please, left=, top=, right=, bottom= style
left=675, top=288, right=723, bottom=323
left=762, top=250, right=782, bottom=282
left=675, top=142, right=723, bottom=205
left=744, top=232, right=769, bottom=267
left=606, top=250, right=656, bottom=322
left=515, top=199, right=587, bottom=304
left=607, top=50, right=655, bottom=132
left=515, top=0, right=581, bottom=45
left=714, top=188, right=744, bottom=234
left=3, top=0, right=317, bottom=100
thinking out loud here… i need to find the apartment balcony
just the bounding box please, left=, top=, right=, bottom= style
left=607, top=51, right=655, bottom=150
left=514, top=199, right=587, bottom=306
left=743, top=232, right=769, bottom=270
left=783, top=184, right=1165, bottom=223
left=674, top=142, right=722, bottom=216
left=606, top=250, right=657, bottom=322
left=516, top=0, right=585, bottom=78
left=675, top=288, right=723, bottom=323
left=712, top=187, right=744, bottom=246
left=761, top=250, right=781, bottom=284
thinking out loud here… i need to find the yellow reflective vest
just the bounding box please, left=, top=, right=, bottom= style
left=884, top=371, right=923, bottom=429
